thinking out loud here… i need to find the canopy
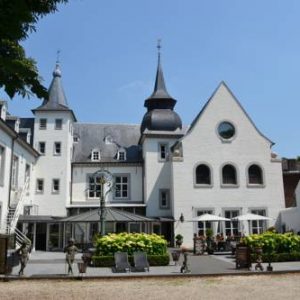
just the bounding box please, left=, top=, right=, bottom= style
left=231, top=213, right=273, bottom=221
left=188, top=213, right=230, bottom=222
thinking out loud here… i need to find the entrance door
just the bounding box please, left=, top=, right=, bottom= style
left=36, top=223, right=47, bottom=251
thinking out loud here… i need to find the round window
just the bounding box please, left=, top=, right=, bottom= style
left=218, top=122, right=235, bottom=139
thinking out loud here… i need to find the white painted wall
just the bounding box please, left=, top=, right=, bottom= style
left=32, top=111, right=74, bottom=216
left=172, top=83, right=285, bottom=247
left=71, top=165, right=143, bottom=205
left=142, top=137, right=178, bottom=217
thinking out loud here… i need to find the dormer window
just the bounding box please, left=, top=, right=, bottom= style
left=117, top=148, right=126, bottom=161
left=105, top=135, right=114, bottom=144
left=91, top=149, right=100, bottom=161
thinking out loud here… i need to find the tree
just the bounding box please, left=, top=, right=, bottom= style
left=0, top=0, right=67, bottom=99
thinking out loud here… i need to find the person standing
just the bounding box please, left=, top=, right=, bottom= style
left=64, top=238, right=78, bottom=275
left=16, top=241, right=30, bottom=276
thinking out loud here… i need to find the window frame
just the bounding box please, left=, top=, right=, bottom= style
left=250, top=209, right=267, bottom=234
left=221, top=163, right=239, bottom=187
left=55, top=119, right=63, bottom=130
left=87, top=175, right=102, bottom=199
left=117, top=149, right=126, bottom=161
left=39, top=118, right=47, bottom=130
left=158, top=143, right=169, bottom=161
left=52, top=178, right=60, bottom=194
left=159, top=189, right=170, bottom=209
left=11, top=155, right=19, bottom=190
left=0, top=145, right=5, bottom=186
left=216, top=120, right=237, bottom=143
left=38, top=141, right=46, bottom=155
left=53, top=142, right=62, bottom=156
left=91, top=149, right=100, bottom=161
left=194, top=163, right=213, bottom=187
left=36, top=178, right=44, bottom=194
left=247, top=163, right=265, bottom=187
left=114, top=174, right=130, bottom=200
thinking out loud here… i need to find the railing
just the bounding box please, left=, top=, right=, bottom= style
left=7, top=176, right=30, bottom=231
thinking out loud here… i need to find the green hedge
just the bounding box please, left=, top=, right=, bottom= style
left=95, top=233, right=168, bottom=256
left=251, top=252, right=300, bottom=263
left=92, top=254, right=170, bottom=267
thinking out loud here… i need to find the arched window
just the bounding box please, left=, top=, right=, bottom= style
left=195, top=164, right=211, bottom=185
left=222, top=164, right=237, bottom=185
left=248, top=164, right=263, bottom=184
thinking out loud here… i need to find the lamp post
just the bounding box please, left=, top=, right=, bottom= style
left=92, top=169, right=113, bottom=236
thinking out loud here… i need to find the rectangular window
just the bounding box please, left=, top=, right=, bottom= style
left=52, top=179, right=60, bottom=193
left=92, top=151, right=100, bottom=161
left=115, top=175, right=129, bottom=199
left=25, top=163, right=30, bottom=190
left=55, top=119, right=63, bottom=130
left=225, top=210, right=239, bottom=236
left=54, top=142, right=61, bottom=155
left=39, top=118, right=47, bottom=129
left=38, top=142, right=46, bottom=155
left=159, top=189, right=170, bottom=209
left=159, top=143, right=168, bottom=161
left=251, top=209, right=266, bottom=234
left=197, top=210, right=213, bottom=236
left=11, top=155, right=19, bottom=190
left=36, top=179, right=44, bottom=193
left=88, top=176, right=102, bottom=198
left=0, top=145, right=5, bottom=186
left=118, top=151, right=125, bottom=161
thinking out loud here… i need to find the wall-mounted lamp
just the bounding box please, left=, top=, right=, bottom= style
left=179, top=213, right=185, bottom=223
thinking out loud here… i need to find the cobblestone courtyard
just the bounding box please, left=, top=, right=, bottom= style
left=1, top=274, right=300, bottom=300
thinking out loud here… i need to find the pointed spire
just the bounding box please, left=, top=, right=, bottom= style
left=40, top=61, right=68, bottom=108
left=149, top=39, right=173, bottom=99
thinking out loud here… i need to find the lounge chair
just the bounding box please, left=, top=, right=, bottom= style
left=133, top=251, right=150, bottom=272
left=114, top=252, right=130, bottom=272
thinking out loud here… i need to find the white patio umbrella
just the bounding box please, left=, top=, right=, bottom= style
left=231, top=213, right=273, bottom=235
left=189, top=213, right=230, bottom=222
left=231, top=213, right=273, bottom=221
left=188, top=214, right=230, bottom=236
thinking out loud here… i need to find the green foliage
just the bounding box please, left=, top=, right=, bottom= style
left=242, top=232, right=300, bottom=256
left=206, top=228, right=213, bottom=238
left=0, top=0, right=67, bottom=99
left=175, top=234, right=183, bottom=241
left=92, top=254, right=170, bottom=267
left=94, top=233, right=168, bottom=256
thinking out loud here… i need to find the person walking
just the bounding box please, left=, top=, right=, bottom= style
left=16, top=241, right=30, bottom=276
left=64, top=238, right=78, bottom=275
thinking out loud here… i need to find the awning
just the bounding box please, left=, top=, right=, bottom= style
left=61, top=208, right=155, bottom=223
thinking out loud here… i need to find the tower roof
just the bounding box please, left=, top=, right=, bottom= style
left=32, top=63, right=77, bottom=121
left=141, top=42, right=182, bottom=133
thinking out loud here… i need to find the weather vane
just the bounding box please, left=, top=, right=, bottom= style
left=56, top=49, right=61, bottom=64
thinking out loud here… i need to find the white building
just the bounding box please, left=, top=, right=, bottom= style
left=0, top=52, right=286, bottom=250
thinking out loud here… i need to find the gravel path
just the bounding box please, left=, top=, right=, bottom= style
left=1, top=274, right=300, bottom=300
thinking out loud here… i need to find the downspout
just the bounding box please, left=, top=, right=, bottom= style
left=8, top=136, right=17, bottom=208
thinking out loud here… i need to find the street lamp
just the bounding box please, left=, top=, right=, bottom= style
left=92, top=169, right=113, bottom=236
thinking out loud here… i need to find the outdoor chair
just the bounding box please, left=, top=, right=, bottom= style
left=114, top=252, right=131, bottom=272
left=133, top=251, right=150, bottom=272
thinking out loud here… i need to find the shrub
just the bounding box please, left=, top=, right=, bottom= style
left=94, top=233, right=168, bottom=256
left=242, top=232, right=300, bottom=256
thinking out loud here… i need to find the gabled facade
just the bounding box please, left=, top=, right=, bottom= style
left=0, top=52, right=286, bottom=250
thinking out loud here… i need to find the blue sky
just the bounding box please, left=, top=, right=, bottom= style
left=1, top=0, right=300, bottom=157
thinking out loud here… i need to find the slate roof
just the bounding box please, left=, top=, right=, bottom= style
left=20, top=118, right=35, bottom=145
left=61, top=208, right=154, bottom=222
left=73, top=123, right=142, bottom=163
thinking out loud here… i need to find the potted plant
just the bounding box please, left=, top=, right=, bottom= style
left=175, top=234, right=183, bottom=247
left=206, top=229, right=214, bottom=254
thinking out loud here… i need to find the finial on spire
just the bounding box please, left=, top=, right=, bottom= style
left=53, top=50, right=62, bottom=77
left=157, top=39, right=161, bottom=63
left=56, top=49, right=61, bottom=64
